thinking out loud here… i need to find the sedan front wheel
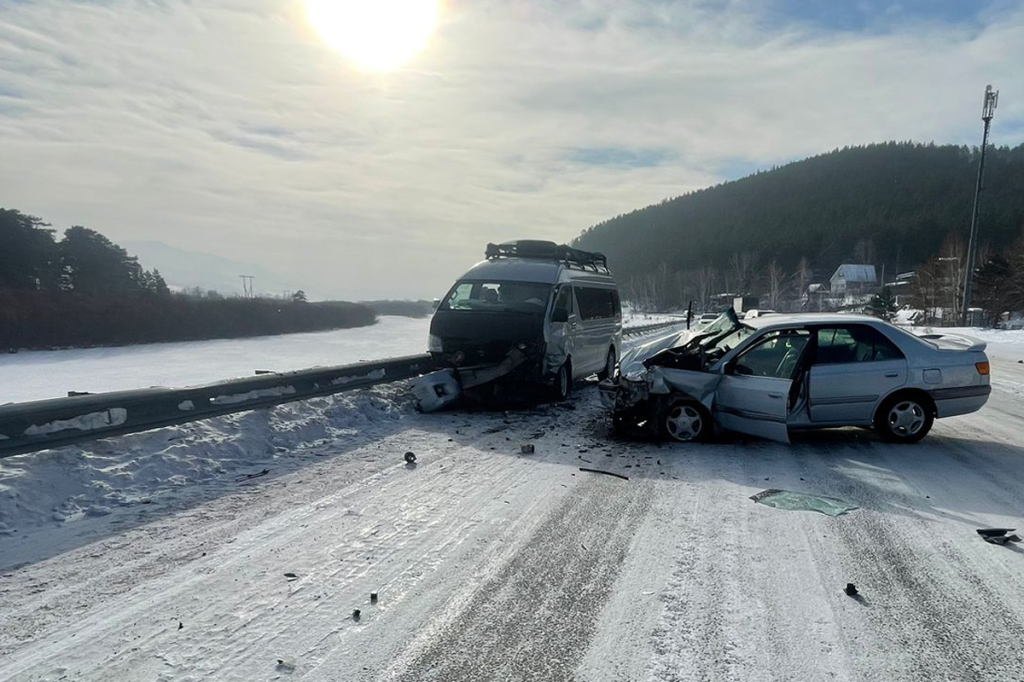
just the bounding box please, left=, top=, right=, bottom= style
left=660, top=398, right=711, bottom=443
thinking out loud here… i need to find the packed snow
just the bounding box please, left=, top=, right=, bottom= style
left=0, top=316, right=431, bottom=404
left=2, top=328, right=1024, bottom=680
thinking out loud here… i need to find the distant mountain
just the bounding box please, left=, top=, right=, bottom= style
left=574, top=142, right=1024, bottom=289
left=121, top=240, right=299, bottom=297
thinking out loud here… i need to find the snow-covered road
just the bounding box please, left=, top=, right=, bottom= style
left=2, top=333, right=1024, bottom=681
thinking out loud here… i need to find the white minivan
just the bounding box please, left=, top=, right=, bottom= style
left=428, top=240, right=622, bottom=399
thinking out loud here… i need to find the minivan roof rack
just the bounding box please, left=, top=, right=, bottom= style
left=484, top=240, right=609, bottom=272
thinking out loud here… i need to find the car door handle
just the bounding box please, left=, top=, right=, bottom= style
left=884, top=372, right=899, bottom=378
left=768, top=392, right=783, bottom=399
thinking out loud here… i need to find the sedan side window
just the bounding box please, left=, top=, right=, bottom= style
left=731, top=331, right=810, bottom=379
left=816, top=326, right=904, bottom=364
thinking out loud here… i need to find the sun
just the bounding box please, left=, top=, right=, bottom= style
left=305, top=0, right=440, bottom=71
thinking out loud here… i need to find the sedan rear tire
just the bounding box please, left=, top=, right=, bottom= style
left=875, top=393, right=934, bottom=443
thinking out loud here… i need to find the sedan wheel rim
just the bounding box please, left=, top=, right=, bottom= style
left=888, top=401, right=925, bottom=436
left=667, top=405, right=702, bottom=442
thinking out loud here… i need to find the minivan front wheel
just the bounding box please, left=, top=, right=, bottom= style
left=598, top=347, right=617, bottom=381
left=551, top=361, right=572, bottom=402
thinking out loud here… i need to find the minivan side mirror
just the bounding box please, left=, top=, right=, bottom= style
left=552, top=308, right=569, bottom=323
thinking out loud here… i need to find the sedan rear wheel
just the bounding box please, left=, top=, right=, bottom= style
left=876, top=394, right=934, bottom=443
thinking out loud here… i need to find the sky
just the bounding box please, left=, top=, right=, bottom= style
left=1, top=0, right=1023, bottom=300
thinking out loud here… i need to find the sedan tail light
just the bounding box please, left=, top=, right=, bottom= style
left=976, top=361, right=990, bottom=375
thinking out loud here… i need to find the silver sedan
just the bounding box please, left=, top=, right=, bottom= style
left=600, top=311, right=991, bottom=443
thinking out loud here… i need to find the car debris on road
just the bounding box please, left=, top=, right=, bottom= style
left=750, top=489, right=858, bottom=516
left=977, top=528, right=1022, bottom=545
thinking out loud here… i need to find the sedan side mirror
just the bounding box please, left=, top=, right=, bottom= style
left=552, top=308, right=569, bottom=323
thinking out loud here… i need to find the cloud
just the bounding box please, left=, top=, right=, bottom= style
left=0, top=0, right=1021, bottom=299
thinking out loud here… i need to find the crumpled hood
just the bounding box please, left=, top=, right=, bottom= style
left=619, top=328, right=697, bottom=376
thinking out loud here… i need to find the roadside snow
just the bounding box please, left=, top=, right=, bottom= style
left=0, top=316, right=431, bottom=404
left=0, top=386, right=413, bottom=536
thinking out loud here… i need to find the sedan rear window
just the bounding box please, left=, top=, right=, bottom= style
left=815, top=325, right=904, bottom=364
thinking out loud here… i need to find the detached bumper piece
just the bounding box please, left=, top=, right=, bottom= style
left=413, top=348, right=529, bottom=413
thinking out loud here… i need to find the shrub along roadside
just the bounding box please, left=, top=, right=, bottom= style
left=0, top=291, right=377, bottom=350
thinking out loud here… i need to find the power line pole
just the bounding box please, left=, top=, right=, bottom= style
left=961, top=84, right=999, bottom=326
left=240, top=274, right=255, bottom=299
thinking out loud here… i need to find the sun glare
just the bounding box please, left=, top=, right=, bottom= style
left=305, top=0, right=440, bottom=71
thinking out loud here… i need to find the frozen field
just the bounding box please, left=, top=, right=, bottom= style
left=0, top=316, right=432, bottom=404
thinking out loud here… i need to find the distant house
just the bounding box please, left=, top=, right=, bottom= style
left=830, top=264, right=878, bottom=297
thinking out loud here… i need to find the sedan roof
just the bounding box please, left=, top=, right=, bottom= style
left=745, top=313, right=886, bottom=330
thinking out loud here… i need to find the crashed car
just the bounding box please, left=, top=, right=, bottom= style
left=417, top=240, right=622, bottom=410
left=600, top=310, right=991, bottom=443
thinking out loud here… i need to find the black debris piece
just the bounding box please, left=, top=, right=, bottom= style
left=353, top=609, right=361, bottom=621
left=178, top=621, right=184, bottom=630
left=521, top=444, right=536, bottom=454
left=579, top=467, right=629, bottom=481
left=404, top=452, right=417, bottom=463
left=579, top=457, right=593, bottom=464
left=978, top=528, right=1022, bottom=545
left=370, top=592, right=378, bottom=605
left=844, top=583, right=858, bottom=597
left=284, top=572, right=298, bottom=580
left=236, top=468, right=270, bottom=482
left=977, top=527, right=1016, bottom=538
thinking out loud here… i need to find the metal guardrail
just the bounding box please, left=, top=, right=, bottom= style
left=0, top=354, right=434, bottom=459
left=621, top=318, right=690, bottom=338
left=0, top=319, right=689, bottom=458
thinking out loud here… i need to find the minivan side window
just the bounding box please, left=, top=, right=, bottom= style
left=815, top=325, right=904, bottom=364
left=576, top=287, right=615, bottom=320
left=552, top=286, right=573, bottom=319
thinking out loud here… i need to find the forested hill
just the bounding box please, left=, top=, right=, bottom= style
left=573, top=142, right=1024, bottom=287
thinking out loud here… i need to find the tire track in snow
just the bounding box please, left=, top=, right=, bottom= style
left=388, top=474, right=654, bottom=682
left=801, top=434, right=1024, bottom=682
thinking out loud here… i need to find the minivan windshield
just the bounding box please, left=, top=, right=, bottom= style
left=440, top=280, right=552, bottom=315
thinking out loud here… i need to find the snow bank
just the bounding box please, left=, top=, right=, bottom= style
left=0, top=386, right=413, bottom=534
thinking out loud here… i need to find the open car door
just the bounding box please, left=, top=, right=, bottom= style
left=713, top=329, right=811, bottom=444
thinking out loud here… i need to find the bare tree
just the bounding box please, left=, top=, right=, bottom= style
left=692, top=266, right=718, bottom=311
left=766, top=259, right=786, bottom=309
left=730, top=252, right=754, bottom=293
left=940, top=235, right=967, bottom=321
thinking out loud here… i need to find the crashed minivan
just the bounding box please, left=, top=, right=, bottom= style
left=426, top=240, right=622, bottom=403
left=600, top=310, right=991, bottom=444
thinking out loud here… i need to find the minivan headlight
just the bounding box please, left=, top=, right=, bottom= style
left=428, top=334, right=443, bottom=353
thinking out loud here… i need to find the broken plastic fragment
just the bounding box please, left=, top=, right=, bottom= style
left=750, top=489, right=858, bottom=517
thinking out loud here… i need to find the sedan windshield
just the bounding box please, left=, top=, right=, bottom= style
left=440, top=280, right=552, bottom=314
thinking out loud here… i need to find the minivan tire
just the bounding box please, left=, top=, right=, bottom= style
left=874, top=392, right=934, bottom=443
left=551, top=361, right=572, bottom=402
left=598, top=347, right=617, bottom=381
